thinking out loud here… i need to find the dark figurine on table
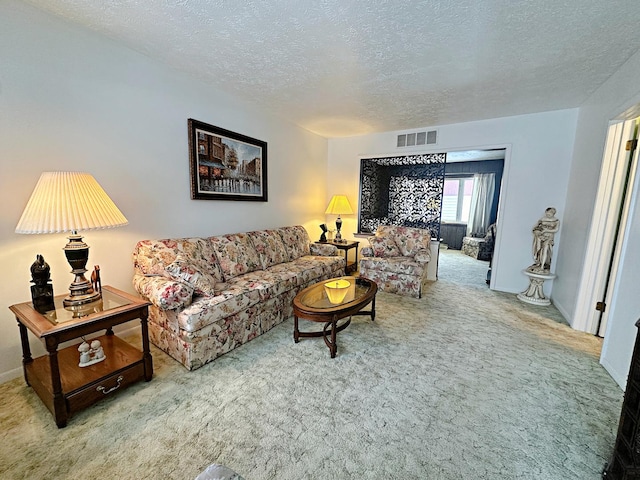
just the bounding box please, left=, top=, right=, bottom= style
left=319, top=224, right=328, bottom=242
left=30, top=254, right=55, bottom=313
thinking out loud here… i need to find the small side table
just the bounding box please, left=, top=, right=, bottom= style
left=317, top=240, right=360, bottom=275
left=9, top=285, right=152, bottom=428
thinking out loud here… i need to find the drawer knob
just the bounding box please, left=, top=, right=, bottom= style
left=96, top=376, right=124, bottom=395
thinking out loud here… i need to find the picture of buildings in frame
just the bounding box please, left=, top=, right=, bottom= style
left=188, top=119, right=268, bottom=201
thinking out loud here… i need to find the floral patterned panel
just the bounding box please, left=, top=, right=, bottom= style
left=275, top=226, right=311, bottom=261
left=208, top=233, right=262, bottom=280
left=247, top=230, right=289, bottom=269
left=360, top=257, right=426, bottom=277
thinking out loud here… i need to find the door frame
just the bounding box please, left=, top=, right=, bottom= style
left=572, top=119, right=637, bottom=333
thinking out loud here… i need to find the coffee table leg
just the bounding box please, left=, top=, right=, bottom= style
left=331, top=318, right=337, bottom=358
left=371, top=295, right=376, bottom=321
left=293, top=316, right=300, bottom=343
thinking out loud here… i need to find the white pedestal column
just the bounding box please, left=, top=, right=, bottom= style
left=517, top=270, right=556, bottom=306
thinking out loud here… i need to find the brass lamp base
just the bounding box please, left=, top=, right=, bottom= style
left=62, top=233, right=102, bottom=307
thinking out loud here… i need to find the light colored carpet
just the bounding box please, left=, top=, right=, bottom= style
left=0, top=254, right=622, bottom=479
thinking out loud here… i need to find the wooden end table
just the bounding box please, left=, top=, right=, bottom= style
left=9, top=285, right=152, bottom=428
left=316, top=240, right=360, bottom=274
left=293, top=276, right=376, bottom=358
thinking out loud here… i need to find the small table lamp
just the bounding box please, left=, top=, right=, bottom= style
left=325, top=195, right=353, bottom=242
left=15, top=172, right=128, bottom=307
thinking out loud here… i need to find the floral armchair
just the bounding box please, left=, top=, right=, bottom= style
left=359, top=225, right=432, bottom=298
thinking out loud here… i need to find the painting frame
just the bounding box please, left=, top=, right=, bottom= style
left=188, top=118, right=268, bottom=202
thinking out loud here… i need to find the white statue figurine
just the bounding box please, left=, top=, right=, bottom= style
left=78, top=339, right=106, bottom=367
left=527, top=207, right=560, bottom=274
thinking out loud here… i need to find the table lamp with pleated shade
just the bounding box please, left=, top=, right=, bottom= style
left=324, top=195, right=353, bottom=242
left=15, top=172, right=128, bottom=307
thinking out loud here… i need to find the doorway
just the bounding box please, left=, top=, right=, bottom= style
left=573, top=118, right=639, bottom=336
left=438, top=149, right=506, bottom=287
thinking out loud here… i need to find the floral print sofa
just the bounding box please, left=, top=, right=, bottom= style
left=359, top=225, right=432, bottom=298
left=132, top=226, right=344, bottom=370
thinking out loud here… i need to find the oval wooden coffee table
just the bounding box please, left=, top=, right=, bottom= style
left=293, top=276, right=377, bottom=358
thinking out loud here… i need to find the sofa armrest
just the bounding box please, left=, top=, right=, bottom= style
left=414, top=249, right=431, bottom=264
left=132, top=274, right=194, bottom=310
left=310, top=243, right=339, bottom=256
left=361, top=246, right=374, bottom=257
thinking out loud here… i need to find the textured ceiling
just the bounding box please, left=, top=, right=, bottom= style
left=24, top=0, right=640, bottom=138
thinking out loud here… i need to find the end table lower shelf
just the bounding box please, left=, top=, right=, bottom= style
left=9, top=285, right=152, bottom=428
left=26, top=335, right=148, bottom=417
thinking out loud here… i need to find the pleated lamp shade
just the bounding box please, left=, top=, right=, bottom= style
left=16, top=172, right=128, bottom=307
left=15, top=172, right=128, bottom=234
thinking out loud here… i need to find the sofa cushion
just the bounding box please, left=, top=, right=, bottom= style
left=175, top=284, right=262, bottom=333
left=276, top=226, right=311, bottom=261
left=164, top=254, right=217, bottom=297
left=209, top=233, right=262, bottom=280
left=360, top=256, right=426, bottom=277
left=226, top=270, right=298, bottom=301
left=368, top=235, right=401, bottom=257
left=246, top=230, right=289, bottom=269
left=267, top=260, right=327, bottom=287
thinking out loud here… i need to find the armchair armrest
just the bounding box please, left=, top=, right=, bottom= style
left=132, top=274, right=194, bottom=310
left=310, top=243, right=339, bottom=256
left=414, top=249, right=431, bottom=264
left=361, top=246, right=374, bottom=257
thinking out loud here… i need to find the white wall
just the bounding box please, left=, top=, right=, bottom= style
left=553, top=47, right=640, bottom=388
left=0, top=1, right=328, bottom=382
left=327, top=109, right=578, bottom=295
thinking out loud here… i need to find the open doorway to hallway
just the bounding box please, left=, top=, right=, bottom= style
left=438, top=148, right=505, bottom=287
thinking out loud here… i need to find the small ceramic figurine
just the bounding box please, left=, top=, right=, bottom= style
left=78, top=339, right=106, bottom=367
left=91, top=340, right=105, bottom=361
left=90, top=265, right=102, bottom=293
left=78, top=342, right=91, bottom=364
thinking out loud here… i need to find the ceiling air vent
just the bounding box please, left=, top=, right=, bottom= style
left=397, top=130, right=437, bottom=148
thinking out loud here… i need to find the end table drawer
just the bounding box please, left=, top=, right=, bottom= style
left=66, top=362, right=145, bottom=413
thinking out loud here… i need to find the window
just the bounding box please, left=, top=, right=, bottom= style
left=442, top=177, right=474, bottom=222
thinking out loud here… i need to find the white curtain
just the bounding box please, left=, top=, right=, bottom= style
left=467, top=173, right=495, bottom=237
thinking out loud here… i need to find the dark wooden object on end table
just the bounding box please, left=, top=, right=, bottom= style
left=9, top=285, right=152, bottom=428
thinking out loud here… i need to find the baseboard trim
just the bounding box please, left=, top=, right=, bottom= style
left=0, top=367, right=23, bottom=384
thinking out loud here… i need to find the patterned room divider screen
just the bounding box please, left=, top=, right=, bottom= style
left=358, top=153, right=446, bottom=237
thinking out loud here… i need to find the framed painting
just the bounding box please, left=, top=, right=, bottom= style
left=188, top=118, right=268, bottom=201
